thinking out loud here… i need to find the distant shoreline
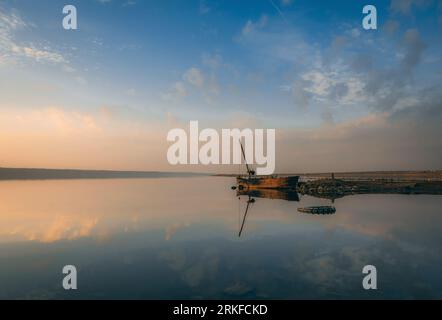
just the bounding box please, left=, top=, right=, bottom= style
left=0, top=167, right=207, bottom=181
left=214, top=170, right=442, bottom=181
left=1, top=167, right=441, bottom=181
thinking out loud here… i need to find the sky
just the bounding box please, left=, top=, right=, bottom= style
left=0, top=0, right=441, bottom=173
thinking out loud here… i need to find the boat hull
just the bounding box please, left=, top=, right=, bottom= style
left=237, top=175, right=299, bottom=190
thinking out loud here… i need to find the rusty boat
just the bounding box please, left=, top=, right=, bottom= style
left=236, top=141, right=299, bottom=191
left=237, top=175, right=299, bottom=190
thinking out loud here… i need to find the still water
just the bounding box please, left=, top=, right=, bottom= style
left=0, top=176, right=441, bottom=299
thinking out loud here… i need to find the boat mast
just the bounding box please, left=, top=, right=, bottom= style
left=240, top=140, right=253, bottom=177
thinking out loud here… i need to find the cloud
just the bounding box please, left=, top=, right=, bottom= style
left=10, top=46, right=66, bottom=64
left=283, top=67, right=365, bottom=108
left=238, top=18, right=371, bottom=110
left=183, top=67, right=205, bottom=88
left=276, top=83, right=442, bottom=172
left=328, top=28, right=427, bottom=112
left=390, top=86, right=442, bottom=124
left=277, top=116, right=438, bottom=172
left=350, top=54, right=373, bottom=72
left=2, top=212, right=99, bottom=243
left=163, top=54, right=229, bottom=104
left=236, top=7, right=438, bottom=145
left=383, top=19, right=400, bottom=35
left=233, top=12, right=442, bottom=171
left=302, top=71, right=331, bottom=97
left=348, top=28, right=361, bottom=38
left=0, top=8, right=27, bottom=30
left=207, top=75, right=220, bottom=96
left=0, top=107, right=101, bottom=136
left=237, top=11, right=320, bottom=67
left=354, top=28, right=427, bottom=112
left=0, top=106, right=171, bottom=171
left=241, top=15, right=268, bottom=36
left=162, top=81, right=188, bottom=101
left=289, top=80, right=310, bottom=109
left=0, top=8, right=68, bottom=65
left=202, top=53, right=223, bottom=69
left=390, top=0, right=432, bottom=15
left=402, top=28, right=426, bottom=71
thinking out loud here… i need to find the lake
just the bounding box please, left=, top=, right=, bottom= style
left=0, top=176, right=441, bottom=299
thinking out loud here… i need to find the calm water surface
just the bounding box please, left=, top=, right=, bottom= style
left=0, top=177, right=441, bottom=299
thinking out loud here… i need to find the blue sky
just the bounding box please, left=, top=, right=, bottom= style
left=0, top=0, right=441, bottom=171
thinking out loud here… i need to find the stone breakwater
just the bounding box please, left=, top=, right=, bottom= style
left=296, top=178, right=442, bottom=200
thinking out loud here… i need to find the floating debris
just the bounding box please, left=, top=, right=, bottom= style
left=297, top=206, right=336, bottom=215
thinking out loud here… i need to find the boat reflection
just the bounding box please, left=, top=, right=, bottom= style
left=236, top=189, right=337, bottom=237
left=236, top=188, right=300, bottom=202
left=238, top=196, right=255, bottom=237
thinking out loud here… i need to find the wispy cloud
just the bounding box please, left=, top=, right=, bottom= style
left=183, top=67, right=205, bottom=88
left=0, top=8, right=67, bottom=65
left=162, top=67, right=207, bottom=102
left=390, top=0, right=432, bottom=15
left=241, top=15, right=268, bottom=36
left=162, top=82, right=188, bottom=101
